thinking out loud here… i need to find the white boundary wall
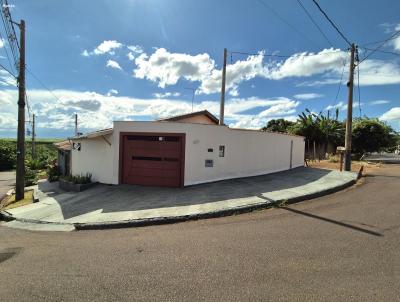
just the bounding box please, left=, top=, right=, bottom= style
left=71, top=121, right=304, bottom=186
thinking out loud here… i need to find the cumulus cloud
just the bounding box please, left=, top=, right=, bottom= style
left=0, top=89, right=300, bottom=132
left=0, top=38, right=4, bottom=48
left=0, top=70, right=16, bottom=87
left=391, top=24, right=400, bottom=51
left=370, top=100, right=390, bottom=105
left=325, top=101, right=363, bottom=111
left=293, top=93, right=323, bottom=100
left=134, top=48, right=215, bottom=88
left=380, top=107, right=400, bottom=122
left=107, top=89, right=118, bottom=96
left=153, top=92, right=181, bottom=98
left=106, top=59, right=122, bottom=70
left=82, top=40, right=123, bottom=56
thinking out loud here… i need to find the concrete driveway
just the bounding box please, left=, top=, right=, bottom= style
left=2, top=167, right=357, bottom=230
left=0, top=171, right=15, bottom=200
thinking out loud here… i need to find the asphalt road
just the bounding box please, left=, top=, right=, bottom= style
left=0, top=165, right=399, bottom=301
left=0, top=171, right=15, bottom=200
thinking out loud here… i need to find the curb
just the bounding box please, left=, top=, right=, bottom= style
left=1, top=176, right=357, bottom=231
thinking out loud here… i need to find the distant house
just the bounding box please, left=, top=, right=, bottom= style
left=54, top=140, right=72, bottom=176
left=69, top=110, right=304, bottom=187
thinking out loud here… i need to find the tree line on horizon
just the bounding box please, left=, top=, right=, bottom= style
left=261, top=109, right=399, bottom=158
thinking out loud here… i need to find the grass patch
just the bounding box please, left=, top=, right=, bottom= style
left=1, top=190, right=34, bottom=210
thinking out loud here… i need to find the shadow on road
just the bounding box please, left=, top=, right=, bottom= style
left=279, top=206, right=383, bottom=237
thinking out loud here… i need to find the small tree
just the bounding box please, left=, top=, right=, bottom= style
left=352, top=118, right=397, bottom=156
left=261, top=119, right=294, bottom=133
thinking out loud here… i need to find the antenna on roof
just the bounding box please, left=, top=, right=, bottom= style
left=184, top=87, right=195, bottom=113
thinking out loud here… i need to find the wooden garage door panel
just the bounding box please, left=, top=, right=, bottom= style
left=122, top=134, right=183, bottom=187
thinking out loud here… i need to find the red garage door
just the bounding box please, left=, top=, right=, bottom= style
left=121, top=134, right=184, bottom=187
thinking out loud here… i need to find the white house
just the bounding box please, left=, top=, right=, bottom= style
left=70, top=110, right=305, bottom=187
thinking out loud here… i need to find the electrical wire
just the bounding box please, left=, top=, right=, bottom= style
left=296, top=0, right=334, bottom=48
left=0, top=30, right=15, bottom=74
left=357, top=63, right=362, bottom=118
left=359, top=30, right=400, bottom=63
left=0, top=62, right=16, bottom=78
left=311, top=0, right=352, bottom=47
left=256, top=0, right=322, bottom=48
left=26, top=66, right=63, bottom=103
left=360, top=31, right=400, bottom=47
left=332, top=57, right=347, bottom=109
left=229, top=49, right=345, bottom=59
left=359, top=47, right=400, bottom=56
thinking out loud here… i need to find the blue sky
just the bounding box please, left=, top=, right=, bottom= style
left=0, top=0, right=400, bottom=138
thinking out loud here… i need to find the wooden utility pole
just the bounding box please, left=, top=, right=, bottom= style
left=15, top=20, right=25, bottom=201
left=74, top=113, right=78, bottom=136
left=219, top=48, right=227, bottom=125
left=31, top=114, right=36, bottom=159
left=344, top=43, right=356, bottom=172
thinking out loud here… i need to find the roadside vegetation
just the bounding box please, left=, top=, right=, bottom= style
left=262, top=109, right=399, bottom=160
left=0, top=138, right=59, bottom=185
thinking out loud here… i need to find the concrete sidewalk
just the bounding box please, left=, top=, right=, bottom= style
left=1, top=167, right=358, bottom=231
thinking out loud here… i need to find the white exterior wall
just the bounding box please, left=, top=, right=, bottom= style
left=71, top=134, right=113, bottom=184
left=71, top=122, right=304, bottom=186
left=112, top=121, right=304, bottom=186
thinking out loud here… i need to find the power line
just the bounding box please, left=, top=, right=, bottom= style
left=26, top=66, right=63, bottom=102
left=295, top=0, right=334, bottom=47
left=229, top=49, right=345, bottom=59
left=357, top=63, right=361, bottom=117
left=256, top=0, right=322, bottom=48
left=359, top=30, right=400, bottom=63
left=332, top=57, right=347, bottom=109
left=0, top=61, right=16, bottom=78
left=311, top=0, right=352, bottom=47
left=360, top=31, right=400, bottom=47
left=359, top=47, right=400, bottom=57
left=0, top=29, right=15, bottom=74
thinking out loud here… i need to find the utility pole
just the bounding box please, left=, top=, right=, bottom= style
left=344, top=43, right=356, bottom=172
left=15, top=20, right=25, bottom=201
left=31, top=114, right=36, bottom=159
left=74, top=113, right=78, bottom=136
left=219, top=48, right=227, bottom=125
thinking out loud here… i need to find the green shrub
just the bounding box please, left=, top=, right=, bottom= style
left=327, top=154, right=339, bottom=163
left=0, top=140, right=16, bottom=171
left=62, top=173, right=92, bottom=184
left=26, top=158, right=42, bottom=170
left=25, top=166, right=38, bottom=186
left=46, top=164, right=60, bottom=182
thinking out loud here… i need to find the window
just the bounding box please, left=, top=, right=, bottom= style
left=219, top=145, right=225, bottom=157
left=205, top=159, right=213, bottom=167
left=207, top=148, right=213, bottom=152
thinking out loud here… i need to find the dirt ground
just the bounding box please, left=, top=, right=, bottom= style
left=307, top=159, right=381, bottom=176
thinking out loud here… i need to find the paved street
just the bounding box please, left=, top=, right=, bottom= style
left=0, top=165, right=399, bottom=301
left=0, top=171, right=15, bottom=201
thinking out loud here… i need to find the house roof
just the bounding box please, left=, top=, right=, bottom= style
left=54, top=140, right=72, bottom=151
left=69, top=128, right=113, bottom=140
left=158, top=110, right=220, bottom=125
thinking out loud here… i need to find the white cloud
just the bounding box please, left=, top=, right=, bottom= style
left=268, top=49, right=346, bottom=79
left=153, top=92, right=181, bottom=98
left=293, top=93, right=323, bottom=100
left=106, top=89, right=118, bottom=96
left=127, top=52, right=135, bottom=61
left=380, top=107, right=400, bottom=121
left=134, top=48, right=215, bottom=88
left=369, top=100, right=391, bottom=105
left=392, top=24, right=400, bottom=51
left=325, top=101, right=363, bottom=111
left=0, top=39, right=4, bottom=48
left=83, top=40, right=123, bottom=56
left=0, top=89, right=300, bottom=132
left=106, top=59, right=122, bottom=70
left=0, top=70, right=16, bottom=87
left=127, top=45, right=143, bottom=54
